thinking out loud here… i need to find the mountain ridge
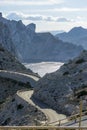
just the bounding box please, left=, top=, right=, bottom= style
left=0, top=12, right=83, bottom=63
left=56, top=26, right=87, bottom=49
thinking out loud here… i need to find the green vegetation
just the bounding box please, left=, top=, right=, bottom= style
left=17, top=104, right=24, bottom=110
left=75, top=58, right=85, bottom=64
left=77, top=90, right=87, bottom=98
left=11, top=98, right=15, bottom=102
left=0, top=100, right=5, bottom=104
left=2, top=117, right=11, bottom=125
left=0, top=47, right=5, bottom=52
left=63, top=71, right=69, bottom=76
left=79, top=69, right=83, bottom=73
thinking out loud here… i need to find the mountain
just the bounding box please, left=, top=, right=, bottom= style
left=50, top=30, right=64, bottom=35
left=56, top=26, right=87, bottom=49
left=0, top=43, right=34, bottom=103
left=33, top=50, right=87, bottom=115
left=0, top=93, right=45, bottom=126
left=0, top=13, right=83, bottom=63
left=0, top=43, right=32, bottom=74
left=0, top=44, right=45, bottom=125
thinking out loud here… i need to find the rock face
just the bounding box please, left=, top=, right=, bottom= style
left=0, top=44, right=45, bottom=125
left=0, top=43, right=33, bottom=103
left=0, top=43, right=32, bottom=74
left=0, top=43, right=40, bottom=101
left=0, top=94, right=45, bottom=126
left=27, top=23, right=36, bottom=32
left=33, top=50, right=87, bottom=115
left=56, top=26, right=87, bottom=49
left=0, top=21, right=17, bottom=56
left=0, top=13, right=83, bottom=62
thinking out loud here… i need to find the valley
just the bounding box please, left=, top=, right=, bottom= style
left=24, top=62, right=63, bottom=77
left=0, top=10, right=87, bottom=127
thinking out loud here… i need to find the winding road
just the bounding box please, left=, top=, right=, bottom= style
left=0, top=70, right=66, bottom=125
left=17, top=90, right=67, bottom=125
left=0, top=70, right=39, bottom=87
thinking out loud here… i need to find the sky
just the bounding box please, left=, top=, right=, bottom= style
left=0, top=0, right=87, bottom=32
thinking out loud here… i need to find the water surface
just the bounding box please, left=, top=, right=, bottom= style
left=24, top=62, right=63, bottom=77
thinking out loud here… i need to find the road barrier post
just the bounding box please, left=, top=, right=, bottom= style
left=79, top=100, right=82, bottom=130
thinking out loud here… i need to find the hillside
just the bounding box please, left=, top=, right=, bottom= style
left=33, top=50, right=87, bottom=115
left=0, top=44, right=45, bottom=125
left=0, top=43, right=33, bottom=74
left=0, top=13, right=83, bottom=62
left=56, top=26, right=87, bottom=49
left=0, top=94, right=45, bottom=126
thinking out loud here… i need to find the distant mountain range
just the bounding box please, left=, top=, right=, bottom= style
left=56, top=26, right=87, bottom=49
left=42, top=30, right=64, bottom=35
left=0, top=12, right=83, bottom=63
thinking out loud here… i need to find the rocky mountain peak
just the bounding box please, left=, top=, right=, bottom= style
left=27, top=23, right=36, bottom=32
left=69, top=26, right=87, bottom=35
left=0, top=12, right=2, bottom=18
left=0, top=13, right=83, bottom=63
left=0, top=12, right=8, bottom=23
left=56, top=26, right=87, bottom=49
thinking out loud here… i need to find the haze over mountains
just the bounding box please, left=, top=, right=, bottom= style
left=0, top=12, right=83, bottom=63
left=56, top=26, right=87, bottom=49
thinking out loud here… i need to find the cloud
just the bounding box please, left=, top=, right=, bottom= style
left=7, top=12, right=25, bottom=20
left=48, top=0, right=64, bottom=4
left=26, top=16, right=43, bottom=21
left=50, top=7, right=87, bottom=12
left=56, top=17, right=75, bottom=22
left=6, top=12, right=43, bottom=21
left=31, top=7, right=87, bottom=13
left=6, top=12, right=73, bottom=23
left=44, top=16, right=55, bottom=22
left=56, top=18, right=70, bottom=22
left=0, top=0, right=64, bottom=6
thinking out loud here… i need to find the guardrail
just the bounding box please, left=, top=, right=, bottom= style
left=0, top=126, right=87, bottom=130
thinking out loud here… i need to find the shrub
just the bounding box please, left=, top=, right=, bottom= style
left=17, top=104, right=24, bottom=110
left=0, top=47, right=5, bottom=52
left=63, top=71, right=69, bottom=76
left=75, top=58, right=85, bottom=64
left=77, top=91, right=87, bottom=98
left=79, top=70, right=83, bottom=73
left=2, top=118, right=11, bottom=125
left=12, top=98, right=15, bottom=102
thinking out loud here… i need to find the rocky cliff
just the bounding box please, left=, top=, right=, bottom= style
left=0, top=94, right=45, bottom=126
left=0, top=43, right=32, bottom=74
left=56, top=26, right=87, bottom=49
left=33, top=50, right=87, bottom=115
left=0, top=13, right=83, bottom=62
left=0, top=44, right=45, bottom=125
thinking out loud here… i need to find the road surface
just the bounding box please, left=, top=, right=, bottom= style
left=17, top=90, right=67, bottom=125
left=0, top=70, right=67, bottom=125
left=0, top=70, right=39, bottom=87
